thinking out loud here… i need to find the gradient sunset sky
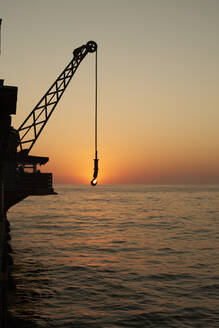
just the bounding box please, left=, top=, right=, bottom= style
left=1, top=0, right=219, bottom=184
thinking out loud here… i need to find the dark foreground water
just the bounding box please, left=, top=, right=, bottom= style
left=6, top=185, right=219, bottom=327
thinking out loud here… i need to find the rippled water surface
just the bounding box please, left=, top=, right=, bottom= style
left=7, top=185, right=219, bottom=327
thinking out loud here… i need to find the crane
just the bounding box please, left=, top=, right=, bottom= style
left=16, top=40, right=99, bottom=185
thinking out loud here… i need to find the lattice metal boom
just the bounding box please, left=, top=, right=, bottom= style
left=18, top=41, right=97, bottom=154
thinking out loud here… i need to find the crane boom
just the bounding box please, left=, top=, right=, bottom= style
left=18, top=40, right=97, bottom=154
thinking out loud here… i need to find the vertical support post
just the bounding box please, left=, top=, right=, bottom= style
left=0, top=18, right=2, bottom=55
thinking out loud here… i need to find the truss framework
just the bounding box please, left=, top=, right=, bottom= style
left=18, top=41, right=97, bottom=154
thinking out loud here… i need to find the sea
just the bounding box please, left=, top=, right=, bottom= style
left=5, top=184, right=219, bottom=327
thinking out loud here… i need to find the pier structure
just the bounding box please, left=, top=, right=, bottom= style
left=0, top=78, right=55, bottom=295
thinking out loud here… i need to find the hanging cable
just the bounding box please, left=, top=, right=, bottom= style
left=95, top=48, right=98, bottom=159
left=91, top=49, right=99, bottom=186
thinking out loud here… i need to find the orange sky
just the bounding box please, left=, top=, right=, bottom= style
left=1, top=0, right=219, bottom=184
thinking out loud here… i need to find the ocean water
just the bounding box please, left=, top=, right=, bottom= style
left=6, top=185, right=219, bottom=327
